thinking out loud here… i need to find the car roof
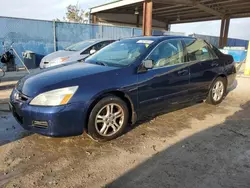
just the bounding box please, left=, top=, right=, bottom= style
left=85, top=39, right=115, bottom=42
left=65, top=39, right=115, bottom=52
left=120, top=35, right=196, bottom=42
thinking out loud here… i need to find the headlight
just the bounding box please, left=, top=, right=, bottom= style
left=50, top=57, right=69, bottom=66
left=30, top=86, right=78, bottom=106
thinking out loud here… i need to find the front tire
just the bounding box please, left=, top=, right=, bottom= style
left=206, top=77, right=226, bottom=105
left=87, top=96, right=129, bottom=142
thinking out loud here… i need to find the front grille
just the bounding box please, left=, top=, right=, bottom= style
left=44, top=61, right=49, bottom=64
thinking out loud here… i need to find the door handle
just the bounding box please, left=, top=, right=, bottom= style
left=211, top=62, right=219, bottom=67
left=178, top=69, right=188, bottom=75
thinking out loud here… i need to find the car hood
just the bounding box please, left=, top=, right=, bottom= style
left=42, top=50, right=77, bottom=62
left=17, top=63, right=118, bottom=97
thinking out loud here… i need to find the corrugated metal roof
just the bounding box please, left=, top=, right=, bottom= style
left=90, top=0, right=250, bottom=24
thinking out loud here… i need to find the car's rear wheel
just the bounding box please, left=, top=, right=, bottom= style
left=206, top=77, right=226, bottom=105
left=87, top=96, right=129, bottom=141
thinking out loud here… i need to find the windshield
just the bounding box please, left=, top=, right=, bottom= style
left=85, top=39, right=155, bottom=67
left=64, top=40, right=96, bottom=51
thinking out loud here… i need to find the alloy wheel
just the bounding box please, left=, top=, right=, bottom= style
left=212, top=80, right=224, bottom=101
left=95, top=103, right=124, bottom=137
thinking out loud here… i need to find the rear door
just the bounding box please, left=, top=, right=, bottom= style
left=137, top=38, right=190, bottom=114
left=183, top=38, right=224, bottom=99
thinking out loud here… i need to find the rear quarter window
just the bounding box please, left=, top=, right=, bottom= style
left=211, top=45, right=224, bottom=57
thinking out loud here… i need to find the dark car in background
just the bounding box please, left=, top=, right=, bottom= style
left=39, top=39, right=114, bottom=69
left=10, top=36, right=236, bottom=141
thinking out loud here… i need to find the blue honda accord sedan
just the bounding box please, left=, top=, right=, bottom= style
left=10, top=36, right=236, bottom=141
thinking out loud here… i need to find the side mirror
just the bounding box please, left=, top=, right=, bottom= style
left=143, top=59, right=153, bottom=69
left=90, top=49, right=96, bottom=55
left=138, top=59, right=153, bottom=73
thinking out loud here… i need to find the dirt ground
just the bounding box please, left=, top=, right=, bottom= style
left=0, top=74, right=250, bottom=188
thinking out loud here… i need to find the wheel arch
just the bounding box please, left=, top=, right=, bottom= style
left=209, top=74, right=228, bottom=90
left=84, top=90, right=137, bottom=131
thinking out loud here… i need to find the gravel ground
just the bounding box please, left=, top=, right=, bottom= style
left=0, top=75, right=250, bottom=188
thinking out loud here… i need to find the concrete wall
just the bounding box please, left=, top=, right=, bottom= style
left=0, top=17, right=54, bottom=67
left=0, top=16, right=164, bottom=68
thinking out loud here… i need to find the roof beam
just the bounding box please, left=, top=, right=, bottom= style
left=154, top=7, right=195, bottom=15
left=157, top=9, right=204, bottom=17
left=232, top=12, right=250, bottom=18
left=153, top=0, right=193, bottom=5
left=224, top=5, right=250, bottom=13
left=154, top=0, right=224, bottom=18
left=195, top=3, right=223, bottom=17
left=160, top=12, right=211, bottom=20
left=169, top=16, right=218, bottom=24
left=90, top=0, right=144, bottom=14
left=206, top=0, right=247, bottom=6
left=153, top=5, right=183, bottom=12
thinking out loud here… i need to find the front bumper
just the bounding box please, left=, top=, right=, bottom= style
left=9, top=89, right=87, bottom=137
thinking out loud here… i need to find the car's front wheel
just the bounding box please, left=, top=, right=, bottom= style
left=87, top=96, right=129, bottom=141
left=206, top=77, right=226, bottom=105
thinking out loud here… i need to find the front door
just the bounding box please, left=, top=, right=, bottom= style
left=137, top=39, right=190, bottom=115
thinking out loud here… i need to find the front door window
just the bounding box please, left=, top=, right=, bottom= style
left=147, top=39, right=184, bottom=68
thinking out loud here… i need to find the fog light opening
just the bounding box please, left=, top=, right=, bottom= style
left=32, top=121, right=48, bottom=129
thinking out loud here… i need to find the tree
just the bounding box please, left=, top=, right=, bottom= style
left=64, top=4, right=85, bottom=23
left=53, top=18, right=61, bottom=22
left=84, top=11, right=89, bottom=19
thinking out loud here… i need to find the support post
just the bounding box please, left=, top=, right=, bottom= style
left=142, top=0, right=153, bottom=36
left=145, top=0, right=152, bottom=36
left=53, top=21, right=57, bottom=52
left=136, top=14, right=140, bottom=27
left=92, top=14, right=97, bottom=24
left=219, top=18, right=225, bottom=48
left=166, top=23, right=171, bottom=31
left=131, top=28, right=134, bottom=37
left=244, top=41, right=250, bottom=76
left=219, top=16, right=230, bottom=48
left=223, top=16, right=230, bottom=47
left=100, top=25, right=103, bottom=38
left=142, top=2, right=146, bottom=35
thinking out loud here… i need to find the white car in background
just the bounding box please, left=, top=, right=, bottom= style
left=39, top=39, right=115, bottom=69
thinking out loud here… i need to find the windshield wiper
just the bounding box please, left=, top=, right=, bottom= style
left=95, top=61, right=108, bottom=66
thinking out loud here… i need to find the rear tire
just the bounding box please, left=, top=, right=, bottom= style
left=206, top=77, right=226, bottom=105
left=87, top=96, right=129, bottom=142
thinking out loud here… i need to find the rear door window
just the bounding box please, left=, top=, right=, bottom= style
left=183, top=39, right=218, bottom=62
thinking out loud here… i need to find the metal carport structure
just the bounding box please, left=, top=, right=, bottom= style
left=90, top=0, right=250, bottom=48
